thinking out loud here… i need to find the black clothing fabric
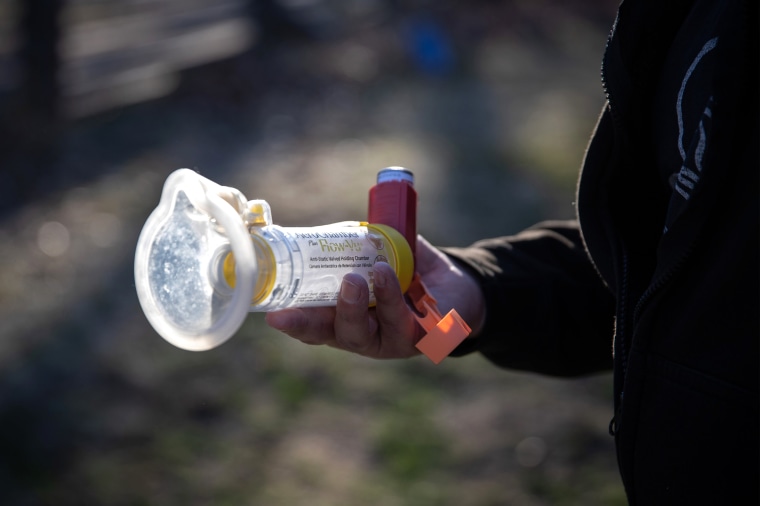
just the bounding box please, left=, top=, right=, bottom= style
left=446, top=0, right=758, bottom=503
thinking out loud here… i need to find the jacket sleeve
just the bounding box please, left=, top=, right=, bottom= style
left=442, top=219, right=615, bottom=377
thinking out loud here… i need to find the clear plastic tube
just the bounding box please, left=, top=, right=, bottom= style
left=223, top=209, right=414, bottom=311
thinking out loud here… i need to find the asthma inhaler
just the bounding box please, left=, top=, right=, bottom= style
left=134, top=169, right=413, bottom=351
left=368, top=166, right=471, bottom=364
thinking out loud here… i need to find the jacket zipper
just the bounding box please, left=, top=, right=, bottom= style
left=633, top=241, right=696, bottom=322
left=602, top=11, right=629, bottom=438
left=608, top=239, right=697, bottom=438
left=609, top=252, right=630, bottom=436
left=600, top=11, right=620, bottom=126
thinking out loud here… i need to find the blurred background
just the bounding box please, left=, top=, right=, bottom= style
left=0, top=1, right=625, bottom=504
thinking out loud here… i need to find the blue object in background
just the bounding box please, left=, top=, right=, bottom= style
left=402, top=15, right=455, bottom=76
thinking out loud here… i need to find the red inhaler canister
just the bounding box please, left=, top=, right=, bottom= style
left=368, top=167, right=417, bottom=260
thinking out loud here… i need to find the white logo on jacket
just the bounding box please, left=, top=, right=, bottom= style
left=674, top=37, right=718, bottom=201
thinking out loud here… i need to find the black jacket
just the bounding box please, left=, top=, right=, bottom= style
left=447, top=0, right=758, bottom=503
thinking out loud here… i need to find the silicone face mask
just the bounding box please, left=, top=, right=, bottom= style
left=134, top=169, right=258, bottom=351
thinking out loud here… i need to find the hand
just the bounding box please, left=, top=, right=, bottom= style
left=264, top=236, right=485, bottom=359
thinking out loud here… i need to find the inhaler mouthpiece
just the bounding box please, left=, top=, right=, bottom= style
left=134, top=169, right=257, bottom=351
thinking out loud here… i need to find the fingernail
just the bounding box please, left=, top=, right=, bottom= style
left=340, top=278, right=361, bottom=303
left=373, top=265, right=387, bottom=289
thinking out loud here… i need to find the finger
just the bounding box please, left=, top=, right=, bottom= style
left=333, top=273, right=376, bottom=354
left=372, top=262, right=420, bottom=356
left=265, top=307, right=339, bottom=347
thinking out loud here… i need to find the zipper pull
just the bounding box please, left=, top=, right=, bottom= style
left=609, top=402, right=623, bottom=436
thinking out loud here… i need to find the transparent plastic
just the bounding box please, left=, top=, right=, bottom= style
left=224, top=211, right=414, bottom=312
left=134, top=169, right=258, bottom=351
left=135, top=169, right=413, bottom=351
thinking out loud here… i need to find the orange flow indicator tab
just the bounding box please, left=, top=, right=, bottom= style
left=407, top=274, right=471, bottom=364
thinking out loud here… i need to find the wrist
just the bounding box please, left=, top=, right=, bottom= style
left=456, top=266, right=486, bottom=337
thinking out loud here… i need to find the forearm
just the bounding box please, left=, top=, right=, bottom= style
left=443, top=220, right=615, bottom=377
